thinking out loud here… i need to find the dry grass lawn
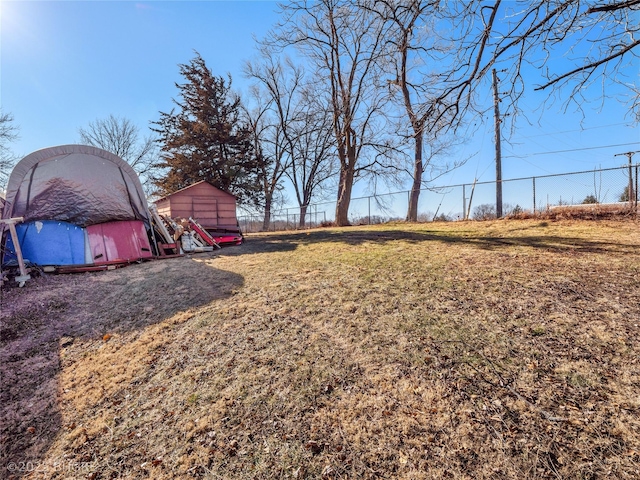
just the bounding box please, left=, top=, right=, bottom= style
left=1, top=218, right=639, bottom=479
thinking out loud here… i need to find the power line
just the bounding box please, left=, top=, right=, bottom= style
left=512, top=122, right=633, bottom=140
left=504, top=142, right=640, bottom=158
left=514, top=155, right=556, bottom=175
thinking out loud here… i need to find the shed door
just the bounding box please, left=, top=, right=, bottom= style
left=192, top=197, right=218, bottom=227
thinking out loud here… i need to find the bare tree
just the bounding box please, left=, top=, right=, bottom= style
left=0, top=111, right=19, bottom=193
left=379, top=1, right=434, bottom=222
left=244, top=55, right=304, bottom=230
left=246, top=53, right=337, bottom=228
left=286, top=82, right=337, bottom=226
left=79, top=115, right=158, bottom=194
left=242, top=86, right=288, bottom=231
left=371, top=0, right=637, bottom=222
left=367, top=0, right=467, bottom=222
left=265, top=0, right=391, bottom=226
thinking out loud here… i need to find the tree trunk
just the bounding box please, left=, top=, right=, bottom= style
left=335, top=165, right=354, bottom=226
left=406, top=131, right=423, bottom=222
left=299, top=204, right=308, bottom=228
left=262, top=195, right=272, bottom=231
left=335, top=127, right=357, bottom=227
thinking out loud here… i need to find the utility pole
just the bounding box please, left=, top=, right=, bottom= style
left=492, top=69, right=503, bottom=218
left=614, top=150, right=639, bottom=206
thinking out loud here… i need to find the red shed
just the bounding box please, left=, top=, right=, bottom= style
left=154, top=181, right=241, bottom=235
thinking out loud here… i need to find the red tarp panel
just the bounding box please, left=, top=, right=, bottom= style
left=87, top=220, right=153, bottom=263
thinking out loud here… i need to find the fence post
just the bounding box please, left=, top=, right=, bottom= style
left=636, top=165, right=640, bottom=214
left=532, top=177, right=536, bottom=213
left=628, top=160, right=634, bottom=209
left=462, top=184, right=466, bottom=220
left=368, top=196, right=371, bottom=225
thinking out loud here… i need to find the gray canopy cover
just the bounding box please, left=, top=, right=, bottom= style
left=1, top=144, right=150, bottom=227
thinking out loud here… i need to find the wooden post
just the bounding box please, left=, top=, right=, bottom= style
left=614, top=151, right=639, bottom=207
left=466, top=179, right=477, bottom=220
left=635, top=164, right=639, bottom=215
left=1, top=217, right=31, bottom=286
left=493, top=69, right=503, bottom=218
left=629, top=156, right=634, bottom=208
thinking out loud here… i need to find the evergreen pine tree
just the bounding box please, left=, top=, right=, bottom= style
left=152, top=53, right=262, bottom=205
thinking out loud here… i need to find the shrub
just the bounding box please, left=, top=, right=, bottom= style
left=619, top=186, right=631, bottom=202
left=432, top=213, right=452, bottom=222
left=472, top=204, right=496, bottom=220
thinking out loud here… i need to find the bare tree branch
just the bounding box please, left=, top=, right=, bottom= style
left=535, top=38, right=640, bottom=91
left=587, top=0, right=640, bottom=14
left=428, top=0, right=640, bottom=131
left=0, top=111, right=20, bottom=192
left=78, top=114, right=158, bottom=195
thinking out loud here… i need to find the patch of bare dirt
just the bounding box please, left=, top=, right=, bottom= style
left=0, top=253, right=242, bottom=478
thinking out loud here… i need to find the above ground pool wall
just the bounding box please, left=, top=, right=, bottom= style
left=2, top=220, right=153, bottom=267
left=3, top=220, right=88, bottom=266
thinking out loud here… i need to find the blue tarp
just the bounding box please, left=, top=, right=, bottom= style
left=3, top=220, right=88, bottom=266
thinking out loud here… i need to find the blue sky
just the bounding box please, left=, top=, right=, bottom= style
left=1, top=0, right=280, bottom=157
left=1, top=0, right=639, bottom=208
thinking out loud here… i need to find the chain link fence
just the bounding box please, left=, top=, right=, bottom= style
left=239, top=164, right=639, bottom=233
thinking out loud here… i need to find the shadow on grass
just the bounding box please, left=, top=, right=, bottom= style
left=0, top=256, right=243, bottom=479
left=228, top=226, right=637, bottom=256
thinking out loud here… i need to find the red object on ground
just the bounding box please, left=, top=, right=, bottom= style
left=188, top=218, right=220, bottom=248
left=211, top=234, right=243, bottom=246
